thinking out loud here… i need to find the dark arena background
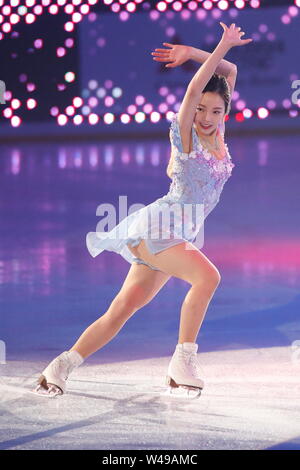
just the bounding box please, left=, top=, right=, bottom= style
left=0, top=0, right=300, bottom=452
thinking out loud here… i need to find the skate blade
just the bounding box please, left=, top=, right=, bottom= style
left=30, top=375, right=63, bottom=398
left=29, top=383, right=63, bottom=398
left=164, top=376, right=202, bottom=399
left=163, top=385, right=201, bottom=399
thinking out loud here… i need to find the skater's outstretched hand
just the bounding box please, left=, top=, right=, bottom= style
left=151, top=43, right=191, bottom=68
left=151, top=23, right=252, bottom=68
left=219, top=22, right=253, bottom=47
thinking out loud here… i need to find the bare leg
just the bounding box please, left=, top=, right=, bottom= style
left=126, top=239, right=221, bottom=345
left=69, top=297, right=137, bottom=359
left=177, top=279, right=220, bottom=344
left=69, top=263, right=171, bottom=359
left=71, top=239, right=220, bottom=360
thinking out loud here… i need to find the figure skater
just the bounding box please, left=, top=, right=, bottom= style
left=33, top=22, right=252, bottom=398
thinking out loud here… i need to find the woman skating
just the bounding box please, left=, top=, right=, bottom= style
left=33, top=23, right=252, bottom=398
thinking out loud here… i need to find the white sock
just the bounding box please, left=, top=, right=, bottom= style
left=67, top=350, right=84, bottom=367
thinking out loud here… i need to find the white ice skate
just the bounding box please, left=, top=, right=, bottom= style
left=31, top=350, right=84, bottom=398
left=164, top=342, right=204, bottom=399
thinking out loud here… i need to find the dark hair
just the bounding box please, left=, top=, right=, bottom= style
left=202, top=72, right=231, bottom=116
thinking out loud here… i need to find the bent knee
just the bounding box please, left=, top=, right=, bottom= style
left=110, top=287, right=149, bottom=316
left=194, top=267, right=221, bottom=291
left=206, top=267, right=221, bottom=286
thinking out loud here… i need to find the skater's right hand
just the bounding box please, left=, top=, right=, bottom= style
left=151, top=43, right=191, bottom=68
left=219, top=22, right=253, bottom=48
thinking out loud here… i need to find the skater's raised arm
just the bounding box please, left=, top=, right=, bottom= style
left=188, top=40, right=238, bottom=110
left=151, top=39, right=236, bottom=78
left=189, top=45, right=236, bottom=78
left=171, top=23, right=252, bottom=153
left=152, top=38, right=238, bottom=122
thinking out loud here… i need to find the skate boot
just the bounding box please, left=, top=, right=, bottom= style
left=165, top=342, right=204, bottom=399
left=32, top=350, right=84, bottom=397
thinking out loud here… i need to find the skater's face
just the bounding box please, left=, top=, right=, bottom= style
left=194, top=92, right=226, bottom=136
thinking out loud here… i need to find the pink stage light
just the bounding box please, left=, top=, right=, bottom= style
left=57, top=114, right=68, bottom=125
left=11, top=115, right=22, bottom=127
left=27, top=98, right=37, bottom=109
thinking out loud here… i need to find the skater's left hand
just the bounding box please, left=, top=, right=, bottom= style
left=151, top=43, right=191, bottom=68
left=219, top=22, right=253, bottom=47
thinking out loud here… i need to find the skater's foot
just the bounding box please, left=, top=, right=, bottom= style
left=165, top=343, right=204, bottom=399
left=33, top=382, right=63, bottom=397
left=32, top=375, right=63, bottom=397
left=32, top=350, right=84, bottom=397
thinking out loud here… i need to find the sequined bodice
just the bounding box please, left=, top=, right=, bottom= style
left=158, top=113, right=235, bottom=219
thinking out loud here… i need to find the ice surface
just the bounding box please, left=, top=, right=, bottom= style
left=0, top=346, right=300, bottom=450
